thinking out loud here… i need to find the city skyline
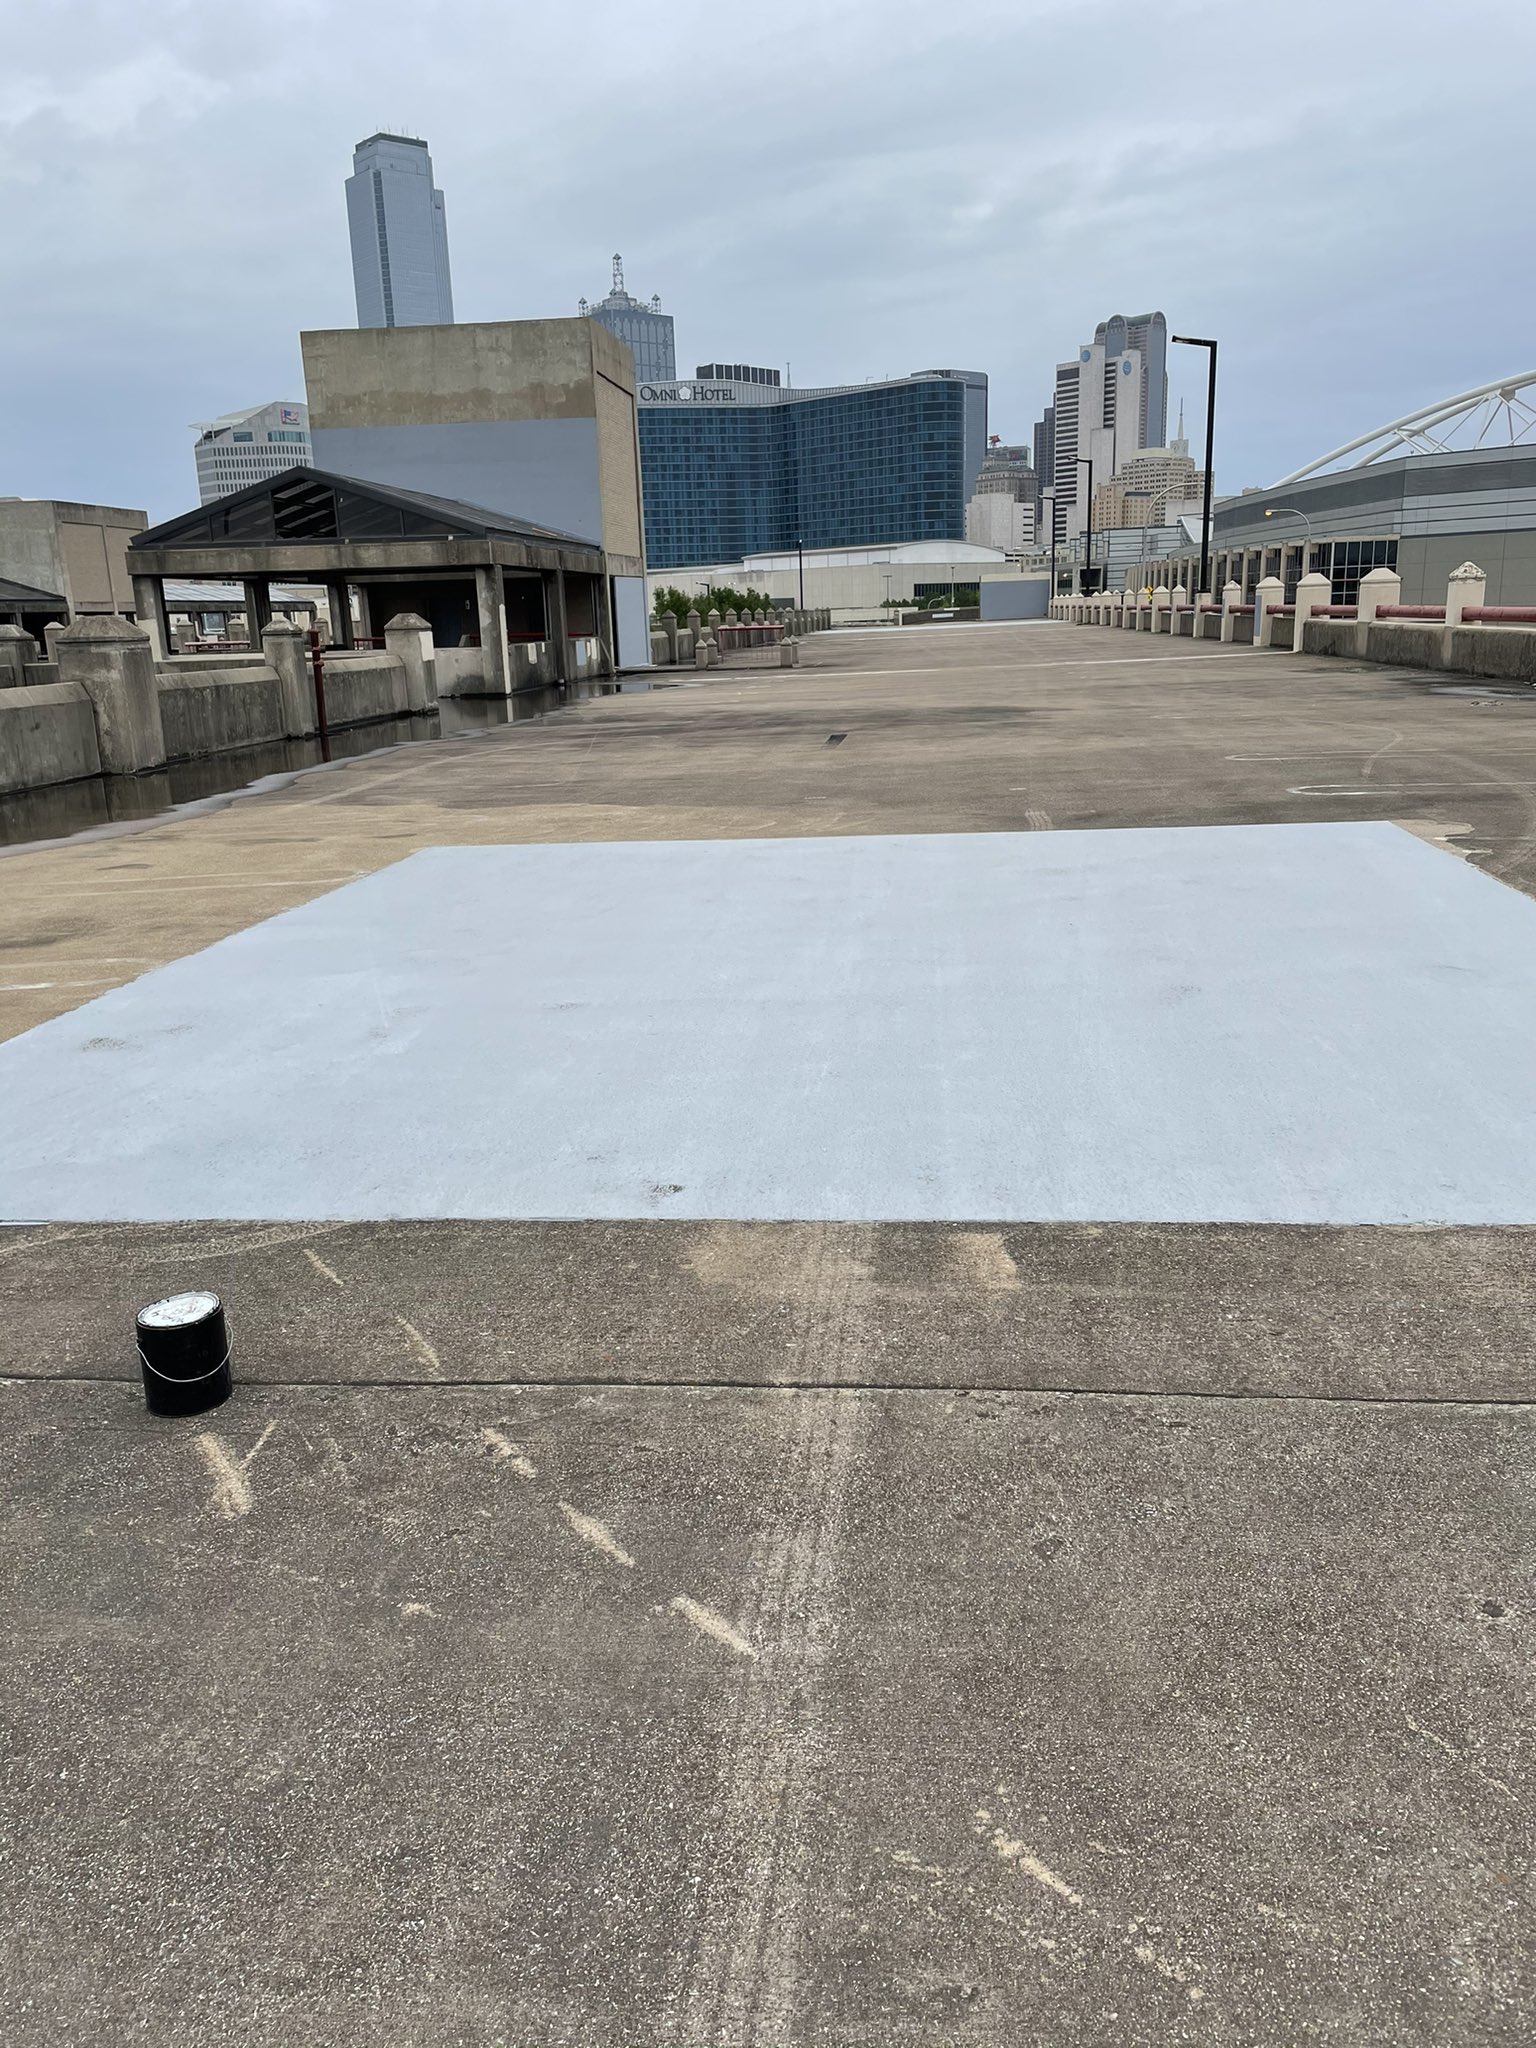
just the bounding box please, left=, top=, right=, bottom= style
left=4, top=0, right=1534, bottom=521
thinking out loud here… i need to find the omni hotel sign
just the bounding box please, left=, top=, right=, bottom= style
left=639, top=381, right=777, bottom=405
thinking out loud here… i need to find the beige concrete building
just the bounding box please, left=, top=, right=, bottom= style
left=1092, top=447, right=1210, bottom=531
left=0, top=498, right=147, bottom=622
left=301, top=318, right=651, bottom=665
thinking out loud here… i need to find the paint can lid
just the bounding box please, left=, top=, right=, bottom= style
left=138, top=1290, right=222, bottom=1331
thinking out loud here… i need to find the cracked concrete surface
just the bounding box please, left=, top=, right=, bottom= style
left=2, top=626, right=1534, bottom=2044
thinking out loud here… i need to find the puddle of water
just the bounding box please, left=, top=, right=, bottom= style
left=0, top=681, right=633, bottom=851
left=1426, top=683, right=1535, bottom=701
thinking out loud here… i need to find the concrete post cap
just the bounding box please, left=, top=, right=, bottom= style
left=0, top=622, right=33, bottom=641
left=1448, top=562, right=1486, bottom=580
left=55, top=612, right=150, bottom=643
left=383, top=612, right=431, bottom=631
left=261, top=616, right=307, bottom=636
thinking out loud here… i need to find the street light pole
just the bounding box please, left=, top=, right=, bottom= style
left=797, top=536, right=805, bottom=608
left=1172, top=334, right=1218, bottom=600
left=1077, top=456, right=1094, bottom=593
left=1264, top=505, right=1313, bottom=594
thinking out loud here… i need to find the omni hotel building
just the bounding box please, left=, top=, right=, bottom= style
left=636, top=366, right=988, bottom=569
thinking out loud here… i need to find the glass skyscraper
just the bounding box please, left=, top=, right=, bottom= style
left=581, top=257, right=676, bottom=385
left=638, top=369, right=987, bottom=569
left=346, top=133, right=454, bottom=329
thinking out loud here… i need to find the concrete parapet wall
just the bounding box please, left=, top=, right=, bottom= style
left=1444, top=626, right=1536, bottom=683
left=0, top=682, right=101, bottom=795
left=318, top=654, right=407, bottom=725
left=1302, top=620, right=1359, bottom=660
left=158, top=668, right=287, bottom=761
left=1364, top=622, right=1445, bottom=670
left=1267, top=614, right=1295, bottom=650
left=1300, top=614, right=1536, bottom=685
left=434, top=647, right=488, bottom=696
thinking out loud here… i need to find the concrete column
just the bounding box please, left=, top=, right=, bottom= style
left=0, top=623, right=37, bottom=687
left=326, top=581, right=355, bottom=648
left=1219, top=580, right=1243, bottom=644
left=686, top=610, right=702, bottom=649
left=546, top=570, right=572, bottom=685
left=660, top=611, right=679, bottom=663
left=1255, top=575, right=1285, bottom=648
left=1445, top=561, right=1487, bottom=626
left=1292, top=571, right=1331, bottom=656
left=1356, top=566, right=1401, bottom=627
left=1151, top=585, right=1171, bottom=634
left=383, top=612, right=437, bottom=714
left=55, top=614, right=165, bottom=773
left=130, top=575, right=171, bottom=661
left=261, top=618, right=316, bottom=736
left=241, top=579, right=270, bottom=648
left=475, top=567, right=512, bottom=695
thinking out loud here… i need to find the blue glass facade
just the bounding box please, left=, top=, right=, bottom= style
left=638, top=375, right=983, bottom=569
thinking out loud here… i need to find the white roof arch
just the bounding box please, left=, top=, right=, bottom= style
left=1274, top=374, right=1536, bottom=486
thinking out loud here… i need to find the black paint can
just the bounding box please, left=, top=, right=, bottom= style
left=136, top=1291, right=233, bottom=1417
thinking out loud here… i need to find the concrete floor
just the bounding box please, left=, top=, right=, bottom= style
left=3, top=626, right=1535, bottom=2044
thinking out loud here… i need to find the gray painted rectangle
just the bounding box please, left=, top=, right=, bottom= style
left=310, top=421, right=602, bottom=544
left=613, top=575, right=652, bottom=668
left=979, top=580, right=1049, bottom=621
left=5, top=824, right=1536, bottom=1225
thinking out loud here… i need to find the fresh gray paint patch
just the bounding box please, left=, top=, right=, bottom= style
left=4, top=823, right=1536, bottom=1224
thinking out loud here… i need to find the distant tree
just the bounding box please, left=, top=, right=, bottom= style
left=651, top=583, right=782, bottom=621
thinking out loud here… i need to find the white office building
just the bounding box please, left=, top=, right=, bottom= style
left=1049, top=311, right=1170, bottom=549
left=192, top=401, right=312, bottom=504
left=345, top=132, right=454, bottom=329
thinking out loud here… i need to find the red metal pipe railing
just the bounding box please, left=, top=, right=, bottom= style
left=1316, top=605, right=1358, bottom=617
left=1462, top=607, right=1536, bottom=625
left=1375, top=605, right=1446, bottom=620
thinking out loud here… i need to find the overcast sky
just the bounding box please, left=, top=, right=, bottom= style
left=3, top=0, right=1534, bottom=522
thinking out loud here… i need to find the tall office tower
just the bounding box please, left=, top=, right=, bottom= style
left=580, top=256, right=676, bottom=385
left=1049, top=315, right=1164, bottom=545
left=1032, top=407, right=1055, bottom=519
left=1094, top=312, right=1167, bottom=450
left=346, top=133, right=454, bottom=329
left=191, top=401, right=311, bottom=503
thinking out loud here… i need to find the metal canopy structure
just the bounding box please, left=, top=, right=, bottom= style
left=128, top=467, right=612, bottom=694
left=1275, top=373, right=1536, bottom=485
left=135, top=465, right=598, bottom=553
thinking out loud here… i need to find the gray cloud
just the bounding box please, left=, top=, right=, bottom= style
left=3, top=0, right=1533, bottom=519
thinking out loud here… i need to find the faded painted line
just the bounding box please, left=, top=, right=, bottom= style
left=303, top=1247, right=346, bottom=1288
left=394, top=1317, right=442, bottom=1374
left=670, top=1594, right=758, bottom=1660
left=1024, top=808, right=1052, bottom=831
left=991, top=1830, right=1083, bottom=1907
left=950, top=1230, right=1020, bottom=1293
left=195, top=1420, right=276, bottom=1521
left=479, top=1427, right=537, bottom=1478
left=558, top=1500, right=635, bottom=1568
left=1, top=979, right=120, bottom=992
